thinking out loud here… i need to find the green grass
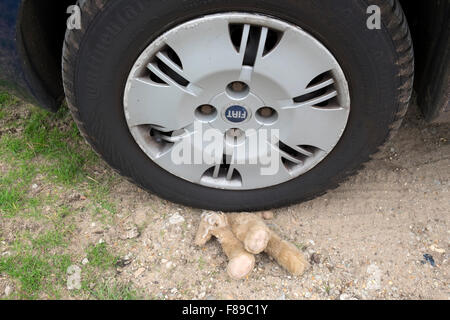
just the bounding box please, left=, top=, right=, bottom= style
left=0, top=90, right=114, bottom=217
left=89, top=281, right=142, bottom=300
left=1, top=107, right=91, bottom=183
left=0, top=91, right=141, bottom=300
left=0, top=226, right=74, bottom=299
left=0, top=226, right=126, bottom=299
left=0, top=162, right=38, bottom=217
left=0, top=237, right=127, bottom=299
left=0, top=92, right=18, bottom=107
left=88, top=177, right=118, bottom=218
left=31, top=230, right=67, bottom=250
left=0, top=90, right=97, bottom=183
left=0, top=253, right=75, bottom=300
left=86, top=243, right=119, bottom=270
left=80, top=243, right=140, bottom=300
left=0, top=254, right=52, bottom=298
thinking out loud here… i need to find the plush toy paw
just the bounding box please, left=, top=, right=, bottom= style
left=228, top=213, right=271, bottom=254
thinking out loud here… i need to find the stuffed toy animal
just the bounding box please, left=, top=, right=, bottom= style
left=195, top=211, right=309, bottom=280
left=195, top=212, right=255, bottom=280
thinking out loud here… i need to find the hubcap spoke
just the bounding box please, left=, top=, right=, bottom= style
left=164, top=18, right=247, bottom=84
left=280, top=106, right=349, bottom=153
left=152, top=124, right=221, bottom=183
left=253, top=28, right=338, bottom=99
left=231, top=154, right=293, bottom=190
left=124, top=77, right=198, bottom=131
left=154, top=150, right=213, bottom=184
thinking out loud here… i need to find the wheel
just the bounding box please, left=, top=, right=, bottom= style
left=63, top=0, right=414, bottom=211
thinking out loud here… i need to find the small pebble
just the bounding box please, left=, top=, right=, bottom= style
left=134, top=267, right=145, bottom=278
left=169, top=213, right=185, bottom=225
left=4, top=286, right=13, bottom=297
left=198, top=292, right=206, bottom=299
left=310, top=253, right=321, bottom=264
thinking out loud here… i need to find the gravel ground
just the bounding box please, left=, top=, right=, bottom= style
left=1, top=102, right=449, bottom=300
left=80, top=105, right=450, bottom=300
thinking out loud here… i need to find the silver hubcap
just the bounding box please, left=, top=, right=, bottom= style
left=124, top=13, right=350, bottom=190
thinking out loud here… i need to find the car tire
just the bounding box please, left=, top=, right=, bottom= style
left=62, top=0, right=414, bottom=211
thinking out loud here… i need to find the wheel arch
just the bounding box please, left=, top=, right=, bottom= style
left=399, top=0, right=450, bottom=123
left=16, top=0, right=73, bottom=111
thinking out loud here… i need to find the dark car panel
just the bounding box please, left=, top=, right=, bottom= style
left=0, top=0, right=69, bottom=111
left=404, top=0, right=450, bottom=123
left=0, top=0, right=29, bottom=99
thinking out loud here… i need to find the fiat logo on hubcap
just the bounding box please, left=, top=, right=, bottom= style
left=224, top=105, right=248, bottom=123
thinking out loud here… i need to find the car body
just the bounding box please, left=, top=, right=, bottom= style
left=1, top=0, right=448, bottom=122
left=0, top=0, right=68, bottom=111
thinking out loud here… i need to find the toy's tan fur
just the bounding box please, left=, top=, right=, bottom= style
left=195, top=211, right=309, bottom=279
left=195, top=212, right=255, bottom=280
left=228, top=213, right=271, bottom=254
left=211, top=225, right=255, bottom=280
left=228, top=213, right=309, bottom=276
left=265, top=231, right=309, bottom=276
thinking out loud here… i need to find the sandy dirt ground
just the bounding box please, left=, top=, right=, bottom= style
left=1, top=102, right=449, bottom=300
left=81, top=105, right=450, bottom=300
